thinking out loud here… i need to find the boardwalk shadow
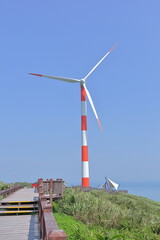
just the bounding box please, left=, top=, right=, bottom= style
left=33, top=188, right=39, bottom=202
left=27, top=187, right=40, bottom=239
left=28, top=215, right=40, bottom=240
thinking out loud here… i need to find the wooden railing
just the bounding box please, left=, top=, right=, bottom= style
left=38, top=178, right=64, bottom=199
left=0, top=185, right=23, bottom=199
left=37, top=178, right=67, bottom=240
left=39, top=195, right=67, bottom=240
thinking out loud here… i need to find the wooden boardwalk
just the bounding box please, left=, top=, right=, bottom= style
left=0, top=188, right=39, bottom=202
left=0, top=188, right=41, bottom=240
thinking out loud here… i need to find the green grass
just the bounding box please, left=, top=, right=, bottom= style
left=54, top=212, right=101, bottom=240
left=53, top=187, right=160, bottom=240
left=0, top=181, right=32, bottom=190
left=0, top=181, right=9, bottom=191
left=13, top=182, right=32, bottom=188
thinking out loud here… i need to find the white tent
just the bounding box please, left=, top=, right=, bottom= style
left=107, top=178, right=119, bottom=191
left=102, top=177, right=119, bottom=191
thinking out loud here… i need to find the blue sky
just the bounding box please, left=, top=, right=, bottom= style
left=0, top=1, right=160, bottom=187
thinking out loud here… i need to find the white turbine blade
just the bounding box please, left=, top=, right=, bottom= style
left=28, top=73, right=81, bottom=83
left=83, top=84, right=102, bottom=131
left=83, top=43, right=119, bottom=81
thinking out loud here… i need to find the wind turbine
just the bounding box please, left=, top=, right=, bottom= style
left=28, top=43, right=118, bottom=188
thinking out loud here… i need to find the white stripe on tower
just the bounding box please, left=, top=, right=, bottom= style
left=81, top=84, right=89, bottom=187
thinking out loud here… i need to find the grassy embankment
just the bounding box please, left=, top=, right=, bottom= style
left=53, top=187, right=160, bottom=240
left=0, top=181, right=9, bottom=200
left=0, top=181, right=31, bottom=190
left=0, top=181, right=9, bottom=191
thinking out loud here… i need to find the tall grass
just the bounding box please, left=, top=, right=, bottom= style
left=53, top=187, right=160, bottom=239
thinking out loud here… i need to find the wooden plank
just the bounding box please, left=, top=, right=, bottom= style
left=0, top=215, right=40, bottom=239
left=0, top=205, right=37, bottom=209
left=1, top=201, right=37, bottom=204
left=0, top=210, right=38, bottom=214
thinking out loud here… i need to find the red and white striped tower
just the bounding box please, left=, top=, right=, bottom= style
left=81, top=83, right=89, bottom=187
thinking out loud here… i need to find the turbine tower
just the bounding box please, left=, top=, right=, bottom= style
left=28, top=43, right=118, bottom=187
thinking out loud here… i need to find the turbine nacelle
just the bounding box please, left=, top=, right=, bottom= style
left=80, top=79, right=86, bottom=84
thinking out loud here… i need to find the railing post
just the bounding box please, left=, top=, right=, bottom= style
left=46, top=179, right=49, bottom=194
left=38, top=178, right=43, bottom=193
left=39, top=195, right=47, bottom=239
left=39, top=187, right=44, bottom=197
left=50, top=179, right=53, bottom=205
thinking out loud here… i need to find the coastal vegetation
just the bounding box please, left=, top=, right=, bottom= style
left=0, top=181, right=9, bottom=191
left=0, top=181, right=32, bottom=190
left=0, top=181, right=9, bottom=200
left=53, top=187, right=160, bottom=240
left=14, top=182, right=32, bottom=188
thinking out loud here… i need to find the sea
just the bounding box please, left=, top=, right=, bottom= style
left=70, top=182, right=160, bottom=202
left=119, top=182, right=160, bottom=202
left=92, top=182, right=160, bottom=202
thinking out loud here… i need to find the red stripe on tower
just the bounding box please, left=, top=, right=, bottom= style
left=81, top=85, right=86, bottom=101
left=82, top=178, right=89, bottom=188
left=82, top=146, right=88, bottom=161
left=81, top=116, right=87, bottom=130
